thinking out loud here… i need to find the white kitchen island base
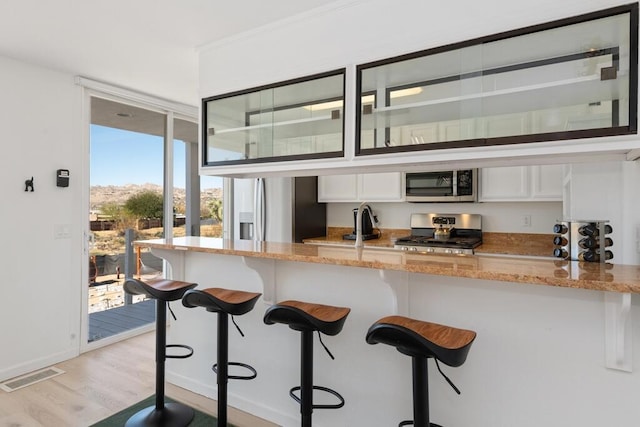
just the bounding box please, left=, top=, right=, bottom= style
left=146, top=243, right=640, bottom=427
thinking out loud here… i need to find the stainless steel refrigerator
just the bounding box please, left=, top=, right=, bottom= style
left=232, top=176, right=326, bottom=243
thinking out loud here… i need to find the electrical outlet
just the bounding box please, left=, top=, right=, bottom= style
left=522, top=215, right=532, bottom=227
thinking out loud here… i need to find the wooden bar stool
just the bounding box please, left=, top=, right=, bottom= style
left=182, top=288, right=262, bottom=427
left=366, top=315, right=476, bottom=427
left=264, top=300, right=350, bottom=427
left=123, top=278, right=197, bottom=427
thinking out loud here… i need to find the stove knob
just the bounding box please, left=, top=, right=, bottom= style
left=444, top=249, right=452, bottom=254
left=426, top=247, right=434, bottom=253
left=409, top=247, right=418, bottom=252
left=400, top=246, right=409, bottom=251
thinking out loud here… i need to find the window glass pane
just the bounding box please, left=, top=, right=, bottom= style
left=201, top=175, right=223, bottom=237
left=172, top=118, right=223, bottom=237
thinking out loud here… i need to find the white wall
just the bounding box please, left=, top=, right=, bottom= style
left=198, top=0, right=629, bottom=240
left=0, top=56, right=82, bottom=381
left=195, top=1, right=640, bottom=426
left=568, top=160, right=640, bottom=265
left=327, top=200, right=562, bottom=234
left=622, top=160, right=640, bottom=265
left=199, top=0, right=628, bottom=96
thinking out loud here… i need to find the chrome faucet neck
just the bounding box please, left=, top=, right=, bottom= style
left=354, top=201, right=367, bottom=248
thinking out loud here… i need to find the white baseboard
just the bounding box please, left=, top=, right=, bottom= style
left=166, top=370, right=299, bottom=427
left=0, top=348, right=77, bottom=383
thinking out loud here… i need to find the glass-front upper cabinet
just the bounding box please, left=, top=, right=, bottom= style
left=356, top=4, right=637, bottom=155
left=203, top=69, right=345, bottom=166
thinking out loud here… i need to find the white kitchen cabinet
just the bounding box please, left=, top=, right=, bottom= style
left=202, top=70, right=345, bottom=167
left=479, top=166, right=529, bottom=201
left=479, top=165, right=562, bottom=202
left=357, top=9, right=634, bottom=158
left=358, top=172, right=405, bottom=201
left=317, top=174, right=357, bottom=201
left=530, top=165, right=563, bottom=200
left=199, top=6, right=638, bottom=179
left=318, top=172, right=405, bottom=202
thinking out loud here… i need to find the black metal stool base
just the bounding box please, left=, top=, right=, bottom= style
left=124, top=402, right=194, bottom=427
left=399, top=421, right=442, bottom=427
left=213, top=361, right=257, bottom=380
left=165, top=344, right=194, bottom=359
left=289, top=385, right=345, bottom=410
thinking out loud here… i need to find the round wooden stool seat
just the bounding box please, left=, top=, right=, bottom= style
left=124, top=278, right=197, bottom=302
left=182, top=288, right=261, bottom=315
left=264, top=300, right=350, bottom=335
left=366, top=315, right=476, bottom=367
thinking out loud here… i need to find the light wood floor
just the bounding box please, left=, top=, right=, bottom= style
left=0, top=331, right=278, bottom=427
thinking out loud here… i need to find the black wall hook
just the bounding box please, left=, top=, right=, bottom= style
left=24, top=177, right=34, bottom=192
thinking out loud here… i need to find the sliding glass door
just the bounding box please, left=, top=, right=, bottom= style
left=88, top=97, right=167, bottom=343
left=83, top=93, right=207, bottom=348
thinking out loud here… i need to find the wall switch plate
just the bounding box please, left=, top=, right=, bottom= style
left=522, top=215, right=532, bottom=227
left=54, top=224, right=71, bottom=239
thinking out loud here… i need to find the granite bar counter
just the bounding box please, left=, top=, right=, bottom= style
left=136, top=236, right=640, bottom=427
left=137, top=237, right=640, bottom=294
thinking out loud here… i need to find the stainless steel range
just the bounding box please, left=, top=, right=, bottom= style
left=394, top=213, right=482, bottom=255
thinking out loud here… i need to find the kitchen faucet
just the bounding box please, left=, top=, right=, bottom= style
left=354, top=201, right=368, bottom=248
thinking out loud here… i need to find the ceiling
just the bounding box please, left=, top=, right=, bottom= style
left=0, top=1, right=343, bottom=140
left=91, top=97, right=198, bottom=143
left=0, top=0, right=342, bottom=105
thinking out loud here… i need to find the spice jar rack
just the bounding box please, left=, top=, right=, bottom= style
left=552, top=220, right=614, bottom=263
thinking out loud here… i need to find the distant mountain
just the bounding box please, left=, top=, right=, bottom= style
left=90, top=183, right=222, bottom=211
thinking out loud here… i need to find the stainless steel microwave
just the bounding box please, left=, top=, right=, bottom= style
left=405, top=170, right=477, bottom=202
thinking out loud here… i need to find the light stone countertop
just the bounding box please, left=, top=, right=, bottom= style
left=136, top=236, right=640, bottom=294
left=303, top=228, right=556, bottom=257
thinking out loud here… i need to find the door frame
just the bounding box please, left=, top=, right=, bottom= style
left=77, top=78, right=198, bottom=353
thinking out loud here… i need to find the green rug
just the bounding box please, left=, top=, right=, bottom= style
left=91, top=395, right=220, bottom=426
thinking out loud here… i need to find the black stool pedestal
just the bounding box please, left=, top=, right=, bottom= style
left=124, top=402, right=193, bottom=427
left=210, top=312, right=257, bottom=426
left=124, top=279, right=197, bottom=427
left=366, top=315, right=476, bottom=427
left=396, top=356, right=442, bottom=427
left=290, top=329, right=345, bottom=427
left=182, top=288, right=261, bottom=427
left=264, top=300, right=350, bottom=427
left=216, top=312, right=230, bottom=425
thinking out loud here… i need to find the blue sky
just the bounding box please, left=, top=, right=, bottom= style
left=90, top=125, right=222, bottom=189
